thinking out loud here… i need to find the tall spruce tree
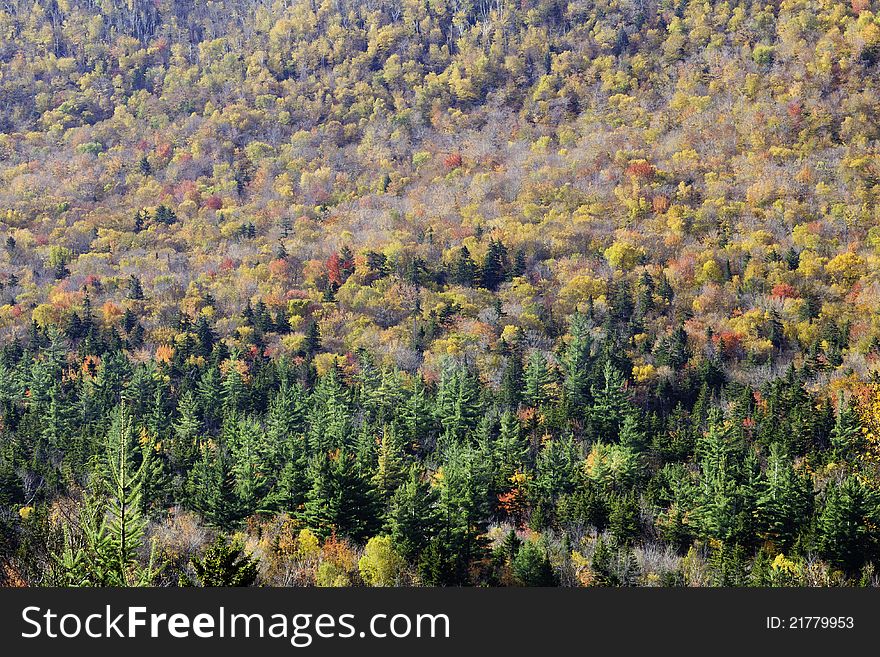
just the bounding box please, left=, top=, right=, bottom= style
left=481, top=238, right=509, bottom=290
left=562, top=313, right=594, bottom=415
left=374, top=425, right=407, bottom=505
left=817, top=475, right=879, bottom=575
left=301, top=449, right=381, bottom=542
left=187, top=438, right=241, bottom=531
left=589, top=360, right=632, bottom=442
left=830, top=392, right=862, bottom=462
left=171, top=389, right=201, bottom=471
left=494, top=411, right=528, bottom=487
left=756, top=442, right=812, bottom=550
left=388, top=466, right=441, bottom=563
left=54, top=405, right=161, bottom=586
left=434, top=360, right=481, bottom=443
left=524, top=350, right=552, bottom=408
left=499, top=346, right=524, bottom=410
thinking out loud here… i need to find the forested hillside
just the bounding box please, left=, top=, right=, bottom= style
left=3, top=0, right=880, bottom=586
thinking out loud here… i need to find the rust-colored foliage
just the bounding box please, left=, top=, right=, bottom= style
left=652, top=195, right=670, bottom=214
left=625, top=160, right=655, bottom=179
left=204, top=195, right=223, bottom=210
left=444, top=153, right=463, bottom=170
left=771, top=283, right=798, bottom=299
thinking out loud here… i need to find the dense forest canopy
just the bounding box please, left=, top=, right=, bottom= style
left=3, top=0, right=880, bottom=586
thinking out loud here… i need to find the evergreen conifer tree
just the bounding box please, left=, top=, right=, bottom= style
left=388, top=466, right=441, bottom=563
left=182, top=535, right=258, bottom=587
left=817, top=475, right=879, bottom=575
left=301, top=449, right=381, bottom=542
left=562, top=313, right=593, bottom=414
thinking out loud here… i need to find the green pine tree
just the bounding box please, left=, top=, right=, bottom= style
left=755, top=442, right=812, bottom=550
left=388, top=466, right=441, bottom=563
left=562, top=313, right=594, bottom=415
left=494, top=411, right=527, bottom=487
left=187, top=438, right=242, bottom=531
left=512, top=539, right=557, bottom=586
left=589, top=360, right=632, bottom=442
left=524, top=351, right=552, bottom=408
left=374, top=425, right=407, bottom=504
left=817, top=474, right=879, bottom=575
left=301, top=449, right=381, bottom=543
left=499, top=345, right=524, bottom=410
left=53, top=405, right=161, bottom=586
left=182, top=535, right=258, bottom=587
left=171, top=389, right=201, bottom=470
left=830, top=392, right=863, bottom=462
